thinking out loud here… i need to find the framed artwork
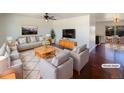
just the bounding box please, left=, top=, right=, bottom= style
left=22, top=25, right=38, bottom=35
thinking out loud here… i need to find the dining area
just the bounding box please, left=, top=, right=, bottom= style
left=106, top=36, right=124, bottom=49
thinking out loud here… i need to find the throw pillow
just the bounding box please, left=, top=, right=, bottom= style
left=18, top=37, right=26, bottom=44
left=51, top=51, right=70, bottom=66
left=38, top=36, right=43, bottom=41
left=4, top=52, right=11, bottom=67
left=6, top=45, right=11, bottom=54
left=30, top=36, right=36, bottom=42
left=77, top=44, right=87, bottom=54
left=0, top=43, right=6, bottom=56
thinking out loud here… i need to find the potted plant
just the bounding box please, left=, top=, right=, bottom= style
left=50, top=29, right=56, bottom=43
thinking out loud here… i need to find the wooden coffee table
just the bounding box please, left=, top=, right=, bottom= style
left=34, top=46, right=56, bottom=58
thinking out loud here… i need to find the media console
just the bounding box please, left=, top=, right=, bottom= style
left=59, top=39, right=77, bottom=49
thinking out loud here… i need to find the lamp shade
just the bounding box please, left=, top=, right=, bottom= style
left=46, top=34, right=51, bottom=38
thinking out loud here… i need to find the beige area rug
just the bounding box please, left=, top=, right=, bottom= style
left=21, top=49, right=41, bottom=79
left=105, top=43, right=124, bottom=51
left=20, top=47, right=63, bottom=79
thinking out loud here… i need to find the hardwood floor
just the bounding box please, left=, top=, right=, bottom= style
left=73, top=44, right=124, bottom=79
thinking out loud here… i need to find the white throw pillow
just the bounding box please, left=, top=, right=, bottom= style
left=0, top=43, right=6, bottom=56
left=38, top=36, right=43, bottom=41
left=4, top=52, right=11, bottom=67
left=77, top=44, right=87, bottom=54
left=30, top=36, right=36, bottom=42
left=6, top=45, right=11, bottom=54
left=73, top=44, right=87, bottom=54
left=51, top=51, right=70, bottom=66
left=18, top=37, right=26, bottom=44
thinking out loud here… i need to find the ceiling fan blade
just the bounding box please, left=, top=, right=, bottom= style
left=49, top=16, right=56, bottom=20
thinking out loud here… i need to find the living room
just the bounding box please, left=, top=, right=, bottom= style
left=0, top=13, right=96, bottom=79
left=0, top=13, right=124, bottom=79
left=1, top=0, right=124, bottom=93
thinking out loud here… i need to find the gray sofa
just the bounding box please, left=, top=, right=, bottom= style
left=17, top=35, right=44, bottom=51
left=0, top=43, right=23, bottom=79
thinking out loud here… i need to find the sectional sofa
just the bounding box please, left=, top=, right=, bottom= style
left=0, top=43, right=23, bottom=79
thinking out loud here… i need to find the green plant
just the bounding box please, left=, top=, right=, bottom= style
left=50, top=29, right=56, bottom=39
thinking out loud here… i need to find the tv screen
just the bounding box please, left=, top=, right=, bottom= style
left=63, top=29, right=75, bottom=38
left=22, top=26, right=38, bottom=35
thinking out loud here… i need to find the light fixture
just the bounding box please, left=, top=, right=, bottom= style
left=113, top=15, right=120, bottom=25
left=42, top=13, right=56, bottom=22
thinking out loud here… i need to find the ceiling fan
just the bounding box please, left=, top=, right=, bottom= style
left=42, top=13, right=56, bottom=22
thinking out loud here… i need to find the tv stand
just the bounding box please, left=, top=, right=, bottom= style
left=59, top=39, right=77, bottom=49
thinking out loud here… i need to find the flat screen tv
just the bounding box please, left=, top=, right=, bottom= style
left=22, top=26, right=38, bottom=35
left=62, top=29, right=75, bottom=38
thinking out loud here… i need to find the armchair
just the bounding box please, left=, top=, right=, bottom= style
left=39, top=51, right=73, bottom=79
left=65, top=44, right=89, bottom=75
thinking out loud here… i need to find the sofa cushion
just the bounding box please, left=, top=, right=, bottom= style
left=11, top=59, right=22, bottom=66
left=30, top=36, right=36, bottom=42
left=51, top=51, right=70, bottom=66
left=10, top=50, right=20, bottom=61
left=10, top=46, right=17, bottom=51
left=0, top=56, right=9, bottom=73
left=4, top=52, right=11, bottom=67
left=26, top=36, right=31, bottom=43
left=73, top=44, right=87, bottom=54
left=6, top=44, right=11, bottom=54
left=18, top=37, right=27, bottom=44
left=0, top=43, right=6, bottom=56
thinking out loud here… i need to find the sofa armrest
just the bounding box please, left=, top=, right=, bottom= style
left=10, top=59, right=23, bottom=79
left=10, top=50, right=20, bottom=61
left=39, top=59, right=57, bottom=79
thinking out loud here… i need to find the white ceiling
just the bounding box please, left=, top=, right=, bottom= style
left=19, top=13, right=88, bottom=19
left=18, top=13, right=124, bottom=22
left=96, top=13, right=124, bottom=22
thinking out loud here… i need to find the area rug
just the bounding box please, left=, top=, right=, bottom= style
left=20, top=47, right=63, bottom=79
left=21, top=49, right=41, bottom=79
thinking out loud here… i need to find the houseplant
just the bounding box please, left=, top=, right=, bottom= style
left=50, top=29, right=56, bottom=43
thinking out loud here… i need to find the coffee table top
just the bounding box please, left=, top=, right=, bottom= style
left=35, top=46, right=56, bottom=55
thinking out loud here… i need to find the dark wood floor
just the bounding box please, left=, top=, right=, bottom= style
left=73, top=44, right=124, bottom=79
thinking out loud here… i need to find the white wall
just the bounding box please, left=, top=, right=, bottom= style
left=53, top=15, right=90, bottom=48
left=0, top=13, right=53, bottom=46
left=0, top=14, right=7, bottom=46
left=0, top=13, right=96, bottom=51
left=89, top=14, right=96, bottom=50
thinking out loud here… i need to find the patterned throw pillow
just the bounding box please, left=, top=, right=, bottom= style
left=4, top=52, right=11, bottom=67
left=18, top=37, right=26, bottom=44
left=30, top=36, right=36, bottom=42
left=6, top=45, right=11, bottom=54
left=38, top=36, right=43, bottom=41
left=0, top=43, right=6, bottom=56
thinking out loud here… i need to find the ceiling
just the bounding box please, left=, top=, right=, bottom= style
left=19, top=13, right=88, bottom=19
left=19, top=13, right=124, bottom=22
left=96, top=13, right=124, bottom=22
